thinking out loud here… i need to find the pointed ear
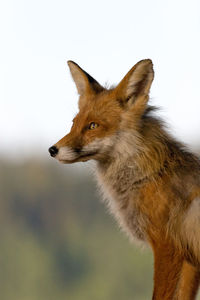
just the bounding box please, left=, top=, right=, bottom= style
left=67, top=61, right=104, bottom=95
left=115, top=59, right=154, bottom=107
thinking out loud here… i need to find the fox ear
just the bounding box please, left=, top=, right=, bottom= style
left=67, top=61, right=104, bottom=95
left=115, top=59, right=154, bottom=108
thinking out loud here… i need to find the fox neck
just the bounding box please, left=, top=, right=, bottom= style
left=96, top=141, right=151, bottom=200
left=95, top=114, right=176, bottom=204
left=97, top=125, right=169, bottom=181
left=97, top=130, right=145, bottom=181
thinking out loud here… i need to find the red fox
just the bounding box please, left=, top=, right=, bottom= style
left=49, top=59, right=200, bottom=299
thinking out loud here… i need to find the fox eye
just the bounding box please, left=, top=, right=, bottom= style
left=88, top=122, right=99, bottom=130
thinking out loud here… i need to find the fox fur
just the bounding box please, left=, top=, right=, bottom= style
left=49, top=59, right=200, bottom=299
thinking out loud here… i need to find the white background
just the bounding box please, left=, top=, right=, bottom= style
left=1, top=0, right=200, bottom=159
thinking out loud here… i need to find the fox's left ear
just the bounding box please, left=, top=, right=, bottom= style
left=67, top=61, right=104, bottom=96
left=115, top=59, right=154, bottom=109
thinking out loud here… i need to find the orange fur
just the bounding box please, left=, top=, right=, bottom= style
left=49, top=59, right=200, bottom=299
left=175, top=261, right=200, bottom=300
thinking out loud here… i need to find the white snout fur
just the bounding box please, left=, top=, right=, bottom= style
left=56, top=136, right=115, bottom=162
left=56, top=146, right=78, bottom=161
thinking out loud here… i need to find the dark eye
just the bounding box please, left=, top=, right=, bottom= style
left=89, top=122, right=99, bottom=130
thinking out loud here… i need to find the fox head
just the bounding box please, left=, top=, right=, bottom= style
left=49, top=59, right=154, bottom=164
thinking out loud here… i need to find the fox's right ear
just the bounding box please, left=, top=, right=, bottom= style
left=115, top=59, right=154, bottom=110
left=67, top=61, right=104, bottom=96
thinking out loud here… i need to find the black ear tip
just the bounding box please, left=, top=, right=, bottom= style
left=147, top=59, right=153, bottom=69
left=145, top=58, right=153, bottom=64
left=67, top=60, right=78, bottom=67
left=139, top=59, right=153, bottom=67
left=139, top=59, right=154, bottom=74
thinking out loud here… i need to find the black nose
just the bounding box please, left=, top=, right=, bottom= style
left=48, top=146, right=58, bottom=157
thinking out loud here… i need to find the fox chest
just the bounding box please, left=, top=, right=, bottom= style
left=96, top=165, right=148, bottom=242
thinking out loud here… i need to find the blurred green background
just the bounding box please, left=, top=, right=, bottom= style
left=0, top=157, right=154, bottom=300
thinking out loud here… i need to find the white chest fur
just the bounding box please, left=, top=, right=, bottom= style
left=95, top=160, right=149, bottom=243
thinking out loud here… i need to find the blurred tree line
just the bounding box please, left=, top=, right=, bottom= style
left=0, top=156, right=160, bottom=300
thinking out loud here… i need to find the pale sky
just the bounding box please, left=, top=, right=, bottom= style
left=1, top=0, right=200, bottom=158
